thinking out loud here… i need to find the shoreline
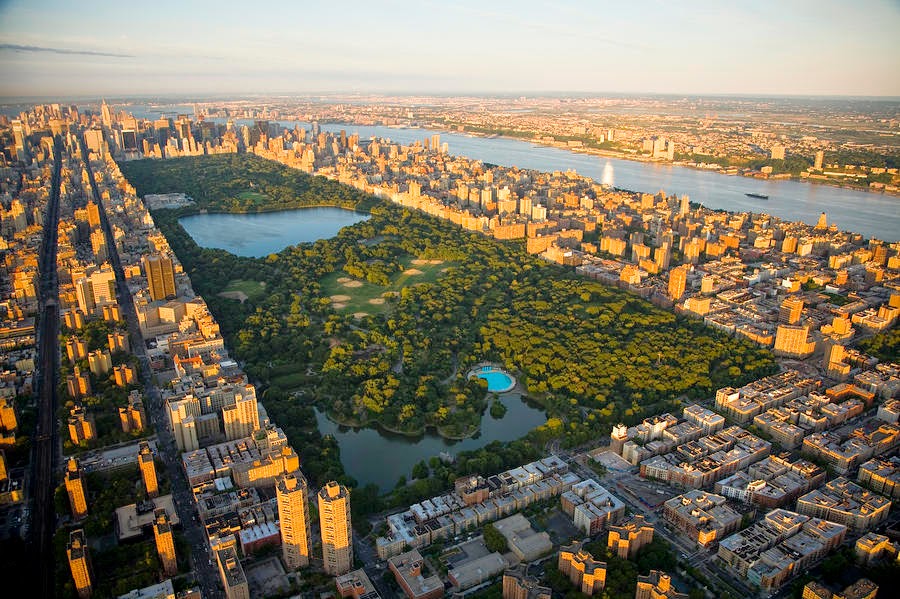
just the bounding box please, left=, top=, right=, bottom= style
left=321, top=408, right=480, bottom=441
left=307, top=118, right=899, bottom=199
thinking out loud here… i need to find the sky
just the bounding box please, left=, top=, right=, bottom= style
left=0, top=0, right=899, bottom=98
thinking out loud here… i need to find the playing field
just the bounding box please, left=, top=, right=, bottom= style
left=319, top=257, right=452, bottom=315
left=218, top=279, right=267, bottom=303
left=236, top=190, right=271, bottom=204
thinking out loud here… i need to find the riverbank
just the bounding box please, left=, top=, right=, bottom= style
left=307, top=118, right=899, bottom=199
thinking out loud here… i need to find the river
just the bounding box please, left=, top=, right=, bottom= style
left=211, top=116, right=899, bottom=241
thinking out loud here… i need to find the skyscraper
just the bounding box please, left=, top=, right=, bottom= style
left=319, top=481, right=353, bottom=575
left=668, top=265, right=688, bottom=301
left=67, top=529, right=93, bottom=599
left=139, top=441, right=158, bottom=498
left=65, top=457, right=88, bottom=519
left=779, top=297, right=804, bottom=325
left=142, top=254, right=176, bottom=301
left=153, top=508, right=177, bottom=577
left=277, top=470, right=311, bottom=570
left=815, top=150, right=825, bottom=170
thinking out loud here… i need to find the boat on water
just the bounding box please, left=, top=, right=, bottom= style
left=745, top=192, right=769, bottom=200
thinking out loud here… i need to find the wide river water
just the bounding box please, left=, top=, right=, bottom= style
left=200, top=115, right=900, bottom=241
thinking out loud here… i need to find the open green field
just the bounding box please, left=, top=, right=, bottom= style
left=320, top=256, right=453, bottom=315
left=218, top=278, right=267, bottom=303
left=236, top=189, right=271, bottom=204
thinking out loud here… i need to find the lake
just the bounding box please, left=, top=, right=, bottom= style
left=315, top=393, right=547, bottom=491
left=178, top=207, right=370, bottom=257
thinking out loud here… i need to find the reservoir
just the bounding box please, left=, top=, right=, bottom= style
left=315, top=393, right=547, bottom=491
left=178, top=207, right=370, bottom=257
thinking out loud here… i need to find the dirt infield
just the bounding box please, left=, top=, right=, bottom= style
left=332, top=302, right=347, bottom=309
left=329, top=294, right=352, bottom=302
left=218, top=291, right=248, bottom=303
left=343, top=280, right=364, bottom=288
left=402, top=268, right=424, bottom=275
left=368, top=298, right=386, bottom=305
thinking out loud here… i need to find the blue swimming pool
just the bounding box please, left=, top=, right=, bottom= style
left=477, top=370, right=515, bottom=392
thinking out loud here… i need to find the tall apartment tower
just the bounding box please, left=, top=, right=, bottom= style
left=668, top=266, right=688, bottom=301
left=142, top=254, right=176, bottom=301
left=276, top=471, right=311, bottom=570
left=67, top=529, right=93, bottom=599
left=65, top=457, right=88, bottom=519
left=814, top=150, right=825, bottom=170
left=153, top=508, right=178, bottom=577
left=138, top=441, right=159, bottom=498
left=318, top=481, right=353, bottom=575
left=779, top=297, right=804, bottom=325
left=222, top=392, right=260, bottom=441
left=815, top=212, right=828, bottom=230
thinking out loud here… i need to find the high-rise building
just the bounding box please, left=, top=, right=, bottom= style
left=607, top=515, right=654, bottom=559
left=635, top=571, right=687, bottom=599
left=222, top=392, right=260, bottom=441
left=139, top=441, right=159, bottom=498
left=502, top=564, right=551, bottom=599
left=100, top=99, right=112, bottom=127
left=85, top=201, right=101, bottom=228
left=668, top=266, right=688, bottom=301
left=167, top=396, right=201, bottom=452
left=142, top=254, right=176, bottom=301
left=153, top=508, right=177, bottom=577
left=65, top=457, right=88, bottom=519
left=814, top=150, right=825, bottom=170
left=67, top=529, right=93, bottom=599
left=277, top=470, right=311, bottom=570
left=779, top=297, right=804, bottom=325
left=558, top=542, right=606, bottom=596
left=816, top=212, right=828, bottom=230
left=319, top=481, right=353, bottom=575
left=216, top=544, right=250, bottom=599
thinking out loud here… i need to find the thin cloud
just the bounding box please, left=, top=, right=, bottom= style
left=0, top=43, right=133, bottom=58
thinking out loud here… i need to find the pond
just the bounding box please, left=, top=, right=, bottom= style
left=178, top=207, right=370, bottom=257
left=315, top=393, right=547, bottom=491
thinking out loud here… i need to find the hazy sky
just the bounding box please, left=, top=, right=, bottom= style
left=1, top=0, right=899, bottom=98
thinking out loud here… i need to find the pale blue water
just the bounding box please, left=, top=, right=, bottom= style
left=477, top=371, right=514, bottom=392
left=178, top=207, right=370, bottom=257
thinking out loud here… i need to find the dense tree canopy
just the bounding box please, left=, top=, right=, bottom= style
left=121, top=154, right=777, bottom=502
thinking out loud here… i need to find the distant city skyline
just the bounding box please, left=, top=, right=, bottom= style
left=1, top=0, right=899, bottom=97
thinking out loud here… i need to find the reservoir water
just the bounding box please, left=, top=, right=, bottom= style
left=315, top=393, right=547, bottom=491
left=178, top=207, right=369, bottom=257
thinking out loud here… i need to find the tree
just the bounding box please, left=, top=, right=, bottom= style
left=482, top=524, right=507, bottom=553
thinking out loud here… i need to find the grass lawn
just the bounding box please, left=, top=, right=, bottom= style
left=236, top=189, right=271, bottom=204
left=319, top=256, right=453, bottom=315
left=219, top=278, right=267, bottom=302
